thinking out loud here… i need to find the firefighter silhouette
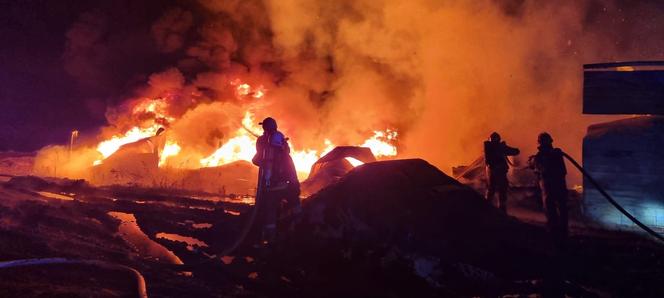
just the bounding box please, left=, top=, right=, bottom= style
left=484, top=132, right=520, bottom=213
left=529, top=132, right=568, bottom=245
left=252, top=117, right=301, bottom=244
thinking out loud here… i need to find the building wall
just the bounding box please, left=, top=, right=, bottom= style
left=583, top=116, right=664, bottom=229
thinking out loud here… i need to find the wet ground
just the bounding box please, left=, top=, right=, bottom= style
left=0, top=168, right=662, bottom=297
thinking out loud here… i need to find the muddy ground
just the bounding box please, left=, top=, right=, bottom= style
left=0, top=159, right=662, bottom=297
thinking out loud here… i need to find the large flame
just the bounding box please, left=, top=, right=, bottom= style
left=159, top=140, right=181, bottom=167
left=93, top=125, right=162, bottom=165
left=91, top=79, right=397, bottom=179
left=199, top=112, right=258, bottom=167
left=361, top=130, right=398, bottom=157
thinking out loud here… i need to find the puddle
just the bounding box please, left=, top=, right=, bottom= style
left=37, top=191, right=74, bottom=201
left=156, top=232, right=209, bottom=251
left=192, top=223, right=212, bottom=229
left=181, top=220, right=213, bottom=229
left=191, top=195, right=255, bottom=205
left=225, top=210, right=241, bottom=216
left=108, top=212, right=183, bottom=264
left=132, top=199, right=216, bottom=211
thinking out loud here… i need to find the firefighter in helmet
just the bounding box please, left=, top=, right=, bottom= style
left=251, top=117, right=301, bottom=244
left=528, top=132, right=569, bottom=245
left=484, top=132, right=520, bottom=213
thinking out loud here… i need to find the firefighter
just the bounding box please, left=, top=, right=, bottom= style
left=484, top=132, right=520, bottom=213
left=251, top=117, right=301, bottom=244
left=529, top=132, right=568, bottom=246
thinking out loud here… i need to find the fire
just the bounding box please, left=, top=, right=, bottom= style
left=93, top=97, right=176, bottom=166
left=199, top=135, right=257, bottom=167
left=291, top=149, right=321, bottom=177
left=159, top=141, right=181, bottom=167
left=199, top=112, right=258, bottom=167
left=89, top=78, right=397, bottom=180
left=361, top=129, right=398, bottom=157
left=289, top=139, right=336, bottom=179
left=93, top=125, right=162, bottom=165
left=132, top=98, right=175, bottom=122
left=231, top=79, right=266, bottom=99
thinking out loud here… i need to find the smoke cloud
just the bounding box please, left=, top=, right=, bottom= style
left=40, top=0, right=664, bottom=185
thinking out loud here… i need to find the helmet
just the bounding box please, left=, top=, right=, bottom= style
left=259, top=117, right=277, bottom=132
left=538, top=132, right=553, bottom=145
left=489, top=132, right=501, bottom=142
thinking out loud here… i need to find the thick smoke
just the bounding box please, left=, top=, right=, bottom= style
left=260, top=0, right=664, bottom=185
left=37, top=0, right=664, bottom=185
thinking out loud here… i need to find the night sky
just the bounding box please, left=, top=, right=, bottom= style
left=0, top=0, right=662, bottom=152
left=0, top=0, right=187, bottom=151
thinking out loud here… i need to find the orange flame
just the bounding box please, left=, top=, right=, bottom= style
left=90, top=79, right=397, bottom=180
left=159, top=140, right=181, bottom=167
left=230, top=79, right=266, bottom=99
left=199, top=111, right=258, bottom=167
left=361, top=129, right=398, bottom=157
left=93, top=125, right=162, bottom=165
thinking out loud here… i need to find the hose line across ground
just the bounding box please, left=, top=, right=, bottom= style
left=0, top=258, right=148, bottom=298
left=562, top=152, right=664, bottom=243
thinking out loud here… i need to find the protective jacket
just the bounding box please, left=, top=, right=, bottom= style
left=484, top=141, right=520, bottom=173
left=531, top=145, right=567, bottom=189
left=252, top=131, right=299, bottom=189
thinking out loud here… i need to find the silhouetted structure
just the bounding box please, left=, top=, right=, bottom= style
left=252, top=117, right=301, bottom=243
left=529, top=132, right=568, bottom=245
left=483, top=132, right=519, bottom=213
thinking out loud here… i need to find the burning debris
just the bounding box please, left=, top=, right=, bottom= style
left=301, top=146, right=377, bottom=196
left=33, top=78, right=399, bottom=193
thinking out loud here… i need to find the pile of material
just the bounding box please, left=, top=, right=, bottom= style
left=275, top=159, right=549, bottom=296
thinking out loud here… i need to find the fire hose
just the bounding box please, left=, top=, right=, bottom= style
left=561, top=152, right=664, bottom=243
left=0, top=258, right=147, bottom=298
left=217, top=165, right=265, bottom=257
